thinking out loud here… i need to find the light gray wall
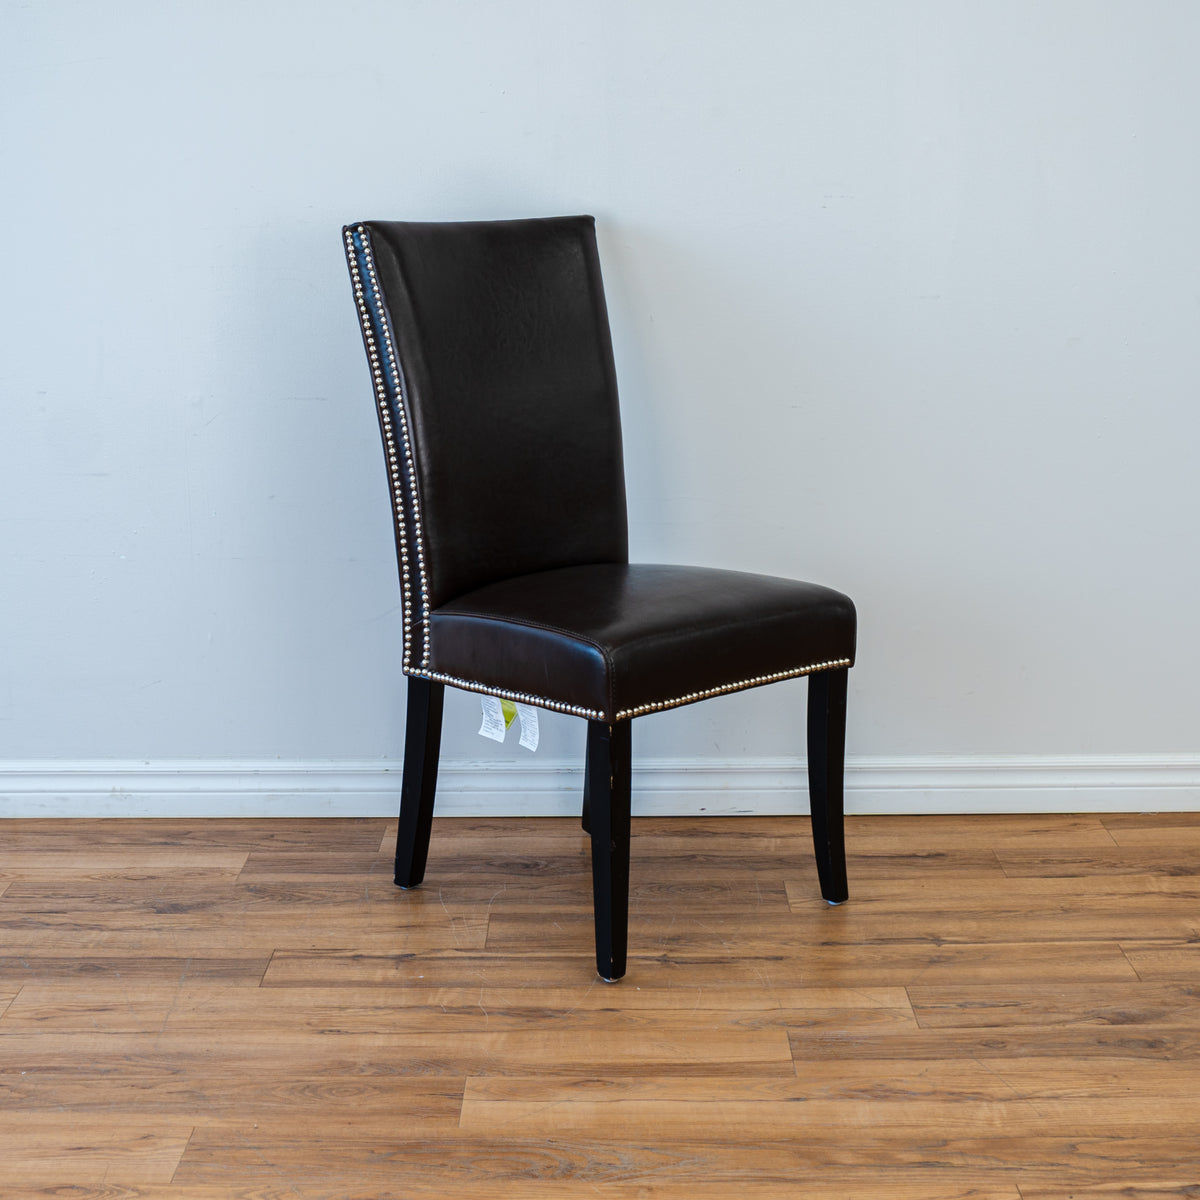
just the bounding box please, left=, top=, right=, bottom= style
left=3, top=2, right=1198, bottom=810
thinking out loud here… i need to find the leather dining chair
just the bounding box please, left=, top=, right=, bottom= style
left=342, top=216, right=856, bottom=981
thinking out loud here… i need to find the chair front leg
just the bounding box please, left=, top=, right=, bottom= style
left=586, top=719, right=632, bottom=981
left=807, top=667, right=849, bottom=904
left=395, top=676, right=445, bottom=889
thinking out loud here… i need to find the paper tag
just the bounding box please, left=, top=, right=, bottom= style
left=478, top=695, right=508, bottom=742
left=515, top=702, right=539, bottom=751
left=480, top=695, right=537, bottom=749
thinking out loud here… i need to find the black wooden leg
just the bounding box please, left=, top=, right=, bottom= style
left=581, top=723, right=597, bottom=835
left=586, top=719, right=632, bottom=981
left=807, top=667, right=849, bottom=904
left=395, top=677, right=445, bottom=889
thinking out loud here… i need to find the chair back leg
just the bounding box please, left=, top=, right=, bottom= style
left=807, top=667, right=849, bottom=903
left=395, top=677, right=445, bottom=888
left=586, top=719, right=633, bottom=981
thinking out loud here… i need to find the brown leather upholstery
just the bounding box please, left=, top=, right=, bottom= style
left=351, top=219, right=626, bottom=633
left=431, top=563, right=854, bottom=722
left=343, top=215, right=857, bottom=981
left=345, top=216, right=855, bottom=715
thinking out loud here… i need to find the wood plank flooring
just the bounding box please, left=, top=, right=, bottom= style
left=1, top=812, right=1199, bottom=1197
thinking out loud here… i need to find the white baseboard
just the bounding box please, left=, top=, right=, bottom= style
left=1, top=755, right=1198, bottom=818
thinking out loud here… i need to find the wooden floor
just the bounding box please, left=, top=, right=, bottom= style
left=1, top=813, right=1199, bottom=1198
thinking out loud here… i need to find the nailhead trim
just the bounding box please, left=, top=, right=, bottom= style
left=414, top=672, right=606, bottom=721
left=413, top=657, right=851, bottom=725
left=614, top=658, right=852, bottom=721
left=344, top=225, right=431, bottom=671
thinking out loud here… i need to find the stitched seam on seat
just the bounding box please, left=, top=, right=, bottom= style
left=614, top=658, right=852, bottom=720
left=408, top=669, right=606, bottom=721
left=434, top=609, right=613, bottom=659
left=601, top=608, right=834, bottom=655
left=344, top=225, right=432, bottom=671
left=431, top=610, right=615, bottom=723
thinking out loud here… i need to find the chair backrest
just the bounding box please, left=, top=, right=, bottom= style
left=344, top=216, right=629, bottom=672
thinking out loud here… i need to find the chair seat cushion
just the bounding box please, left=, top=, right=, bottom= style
left=424, top=563, right=856, bottom=721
